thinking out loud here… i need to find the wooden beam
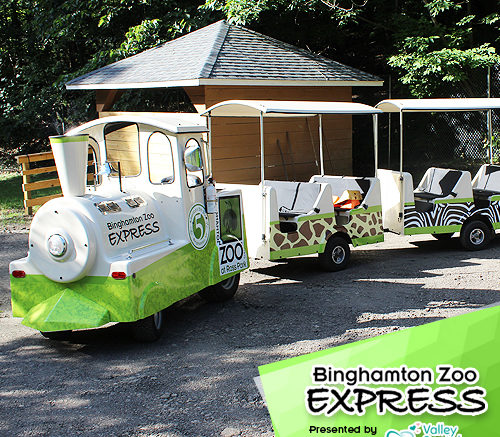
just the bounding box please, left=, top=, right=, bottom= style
left=23, top=177, right=61, bottom=192
left=16, top=151, right=54, bottom=164
left=184, top=86, right=206, bottom=113
left=96, top=89, right=123, bottom=113
left=25, top=193, right=63, bottom=208
left=21, top=162, right=32, bottom=215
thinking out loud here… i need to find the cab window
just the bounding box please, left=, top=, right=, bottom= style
left=104, top=122, right=140, bottom=176
left=87, top=137, right=100, bottom=185
left=184, top=138, right=204, bottom=188
left=148, top=132, right=174, bottom=184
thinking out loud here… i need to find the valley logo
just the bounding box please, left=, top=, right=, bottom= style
left=385, top=421, right=461, bottom=437
left=188, top=203, right=210, bottom=250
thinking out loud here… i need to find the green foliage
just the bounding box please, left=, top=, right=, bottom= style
left=389, top=41, right=498, bottom=97
left=0, top=0, right=214, bottom=163
left=388, top=1, right=500, bottom=97
left=484, top=133, right=500, bottom=163
left=0, top=172, right=31, bottom=226
left=424, top=0, right=462, bottom=17
left=203, top=0, right=500, bottom=97
left=202, top=0, right=269, bottom=24
left=1, top=0, right=499, bottom=167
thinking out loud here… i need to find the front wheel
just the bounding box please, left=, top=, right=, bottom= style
left=130, top=310, right=165, bottom=342
left=318, top=236, right=350, bottom=272
left=198, top=274, right=240, bottom=302
left=460, top=220, right=492, bottom=251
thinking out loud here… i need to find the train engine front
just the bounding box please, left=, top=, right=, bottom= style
left=9, top=115, right=248, bottom=341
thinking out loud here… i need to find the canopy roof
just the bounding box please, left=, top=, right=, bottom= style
left=202, top=100, right=382, bottom=117
left=67, top=114, right=208, bottom=136
left=376, top=98, right=500, bottom=113
left=66, top=21, right=382, bottom=90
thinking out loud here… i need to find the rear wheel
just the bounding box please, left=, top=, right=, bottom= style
left=460, top=220, right=492, bottom=251
left=40, top=330, right=72, bottom=341
left=318, top=236, right=350, bottom=272
left=198, top=274, right=240, bottom=302
left=131, top=310, right=165, bottom=342
left=432, top=233, right=454, bottom=241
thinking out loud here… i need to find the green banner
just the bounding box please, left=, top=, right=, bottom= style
left=258, top=305, right=500, bottom=436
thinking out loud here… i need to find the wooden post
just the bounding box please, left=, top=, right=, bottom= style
left=184, top=86, right=206, bottom=113
left=21, top=161, right=32, bottom=215
left=96, top=90, right=123, bottom=113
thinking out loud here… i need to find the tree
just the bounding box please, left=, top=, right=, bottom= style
left=0, top=0, right=213, bottom=164
left=202, top=0, right=500, bottom=97
left=1, top=0, right=499, bottom=164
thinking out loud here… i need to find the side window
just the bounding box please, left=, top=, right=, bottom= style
left=87, top=137, right=100, bottom=186
left=148, top=132, right=174, bottom=184
left=184, top=138, right=204, bottom=188
left=104, top=122, right=140, bottom=177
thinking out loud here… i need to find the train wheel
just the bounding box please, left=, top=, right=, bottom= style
left=131, top=310, right=165, bottom=342
left=460, top=220, right=491, bottom=251
left=318, top=236, right=350, bottom=272
left=198, top=274, right=240, bottom=302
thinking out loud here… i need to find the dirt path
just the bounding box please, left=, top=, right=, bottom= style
left=1, top=231, right=499, bottom=436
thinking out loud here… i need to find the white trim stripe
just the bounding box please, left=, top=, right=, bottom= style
left=66, top=78, right=383, bottom=90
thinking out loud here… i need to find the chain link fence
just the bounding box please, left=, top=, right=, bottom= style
left=353, top=66, right=500, bottom=183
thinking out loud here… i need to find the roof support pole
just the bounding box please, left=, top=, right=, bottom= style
left=260, top=112, right=266, bottom=242
left=319, top=114, right=325, bottom=176
left=373, top=114, right=378, bottom=176
left=388, top=75, right=392, bottom=168
left=487, top=67, right=493, bottom=164
left=488, top=110, right=493, bottom=164
left=399, top=110, right=404, bottom=224
left=399, top=111, right=404, bottom=176
left=207, top=113, right=213, bottom=177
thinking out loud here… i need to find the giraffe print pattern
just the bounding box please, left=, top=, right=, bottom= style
left=269, top=210, right=383, bottom=255
left=347, top=211, right=384, bottom=246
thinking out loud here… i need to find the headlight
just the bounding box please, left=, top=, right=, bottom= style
left=47, top=234, right=67, bottom=257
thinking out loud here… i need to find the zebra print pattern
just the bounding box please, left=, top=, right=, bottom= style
left=404, top=202, right=474, bottom=229
left=405, top=200, right=500, bottom=229
left=472, top=200, right=500, bottom=225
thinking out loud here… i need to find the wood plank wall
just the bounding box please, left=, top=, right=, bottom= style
left=202, top=86, right=353, bottom=184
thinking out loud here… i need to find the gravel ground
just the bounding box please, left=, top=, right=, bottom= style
left=1, top=231, right=499, bottom=436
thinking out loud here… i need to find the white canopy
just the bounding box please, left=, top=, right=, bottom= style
left=67, top=114, right=208, bottom=135
left=376, top=98, right=500, bottom=113
left=202, top=100, right=382, bottom=117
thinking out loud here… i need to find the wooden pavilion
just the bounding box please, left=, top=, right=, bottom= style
left=66, top=20, right=382, bottom=183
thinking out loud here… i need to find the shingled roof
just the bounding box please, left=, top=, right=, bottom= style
left=66, top=20, right=382, bottom=90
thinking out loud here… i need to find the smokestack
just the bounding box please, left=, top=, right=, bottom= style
left=49, top=134, right=89, bottom=197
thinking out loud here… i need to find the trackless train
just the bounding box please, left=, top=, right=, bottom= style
left=9, top=98, right=500, bottom=341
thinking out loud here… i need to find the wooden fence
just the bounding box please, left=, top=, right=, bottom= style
left=16, top=150, right=95, bottom=215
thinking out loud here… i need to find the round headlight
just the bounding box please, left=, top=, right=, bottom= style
left=47, top=234, right=67, bottom=257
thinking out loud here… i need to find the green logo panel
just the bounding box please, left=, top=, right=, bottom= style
left=258, top=306, right=500, bottom=436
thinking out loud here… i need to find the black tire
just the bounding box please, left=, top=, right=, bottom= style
left=432, top=233, right=454, bottom=241
left=131, top=310, right=165, bottom=342
left=198, top=274, right=240, bottom=302
left=318, top=236, right=350, bottom=272
left=460, top=220, right=492, bottom=251
left=40, top=330, right=72, bottom=341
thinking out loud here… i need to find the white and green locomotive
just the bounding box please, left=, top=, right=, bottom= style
left=9, top=114, right=248, bottom=341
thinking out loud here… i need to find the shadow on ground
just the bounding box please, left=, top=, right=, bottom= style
left=0, top=233, right=499, bottom=435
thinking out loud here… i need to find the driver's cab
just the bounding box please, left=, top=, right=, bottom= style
left=69, top=115, right=209, bottom=241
